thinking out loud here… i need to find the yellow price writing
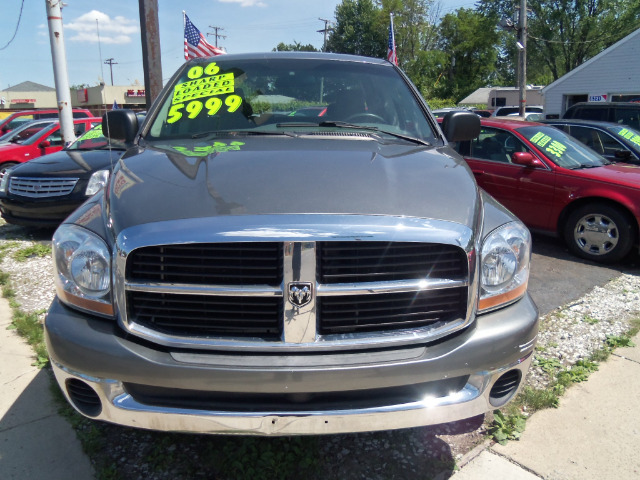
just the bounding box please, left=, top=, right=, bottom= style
left=167, top=95, right=243, bottom=124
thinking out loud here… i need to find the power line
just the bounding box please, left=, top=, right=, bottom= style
left=0, top=0, right=25, bottom=51
left=207, top=26, right=227, bottom=48
left=104, top=58, right=118, bottom=85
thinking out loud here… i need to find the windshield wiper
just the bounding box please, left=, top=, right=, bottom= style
left=277, top=121, right=431, bottom=146
left=192, top=130, right=298, bottom=139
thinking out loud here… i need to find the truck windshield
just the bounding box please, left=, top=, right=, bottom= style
left=146, top=56, right=437, bottom=144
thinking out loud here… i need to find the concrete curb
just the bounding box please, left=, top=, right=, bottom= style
left=0, top=297, right=95, bottom=479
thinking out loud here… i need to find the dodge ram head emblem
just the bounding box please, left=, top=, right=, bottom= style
left=288, top=282, right=312, bottom=307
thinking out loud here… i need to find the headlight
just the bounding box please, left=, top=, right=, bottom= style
left=85, top=169, right=110, bottom=196
left=479, top=222, right=531, bottom=312
left=0, top=170, right=11, bottom=193
left=52, top=224, right=113, bottom=316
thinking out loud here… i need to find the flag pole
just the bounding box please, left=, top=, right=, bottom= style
left=183, top=11, right=187, bottom=61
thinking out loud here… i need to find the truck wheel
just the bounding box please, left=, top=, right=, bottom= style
left=563, top=203, right=634, bottom=263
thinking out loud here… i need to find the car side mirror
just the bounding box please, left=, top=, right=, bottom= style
left=512, top=151, right=544, bottom=167
left=441, top=111, right=481, bottom=142
left=614, top=149, right=632, bottom=160
left=102, top=109, right=138, bottom=144
left=39, top=140, right=51, bottom=149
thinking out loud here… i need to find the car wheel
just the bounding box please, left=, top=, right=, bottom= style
left=0, top=162, right=18, bottom=177
left=563, top=203, right=634, bottom=263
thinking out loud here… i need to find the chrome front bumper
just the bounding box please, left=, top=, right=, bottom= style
left=50, top=353, right=532, bottom=436
left=46, top=294, right=538, bottom=436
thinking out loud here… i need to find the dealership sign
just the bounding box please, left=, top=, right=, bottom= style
left=588, top=94, right=608, bottom=102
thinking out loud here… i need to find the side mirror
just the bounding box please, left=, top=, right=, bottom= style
left=512, top=151, right=544, bottom=167
left=614, top=149, right=632, bottom=160
left=39, top=140, right=51, bottom=149
left=102, top=109, right=138, bottom=143
left=441, top=111, right=481, bottom=142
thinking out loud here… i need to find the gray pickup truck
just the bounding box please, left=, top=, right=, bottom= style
left=45, top=52, right=538, bottom=436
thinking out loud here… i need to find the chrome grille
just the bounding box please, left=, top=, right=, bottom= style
left=124, top=240, right=470, bottom=346
left=9, top=176, right=79, bottom=197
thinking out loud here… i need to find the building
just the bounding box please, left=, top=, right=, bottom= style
left=458, top=86, right=544, bottom=109
left=0, top=81, right=147, bottom=118
left=542, top=28, right=640, bottom=118
left=0, top=81, right=57, bottom=112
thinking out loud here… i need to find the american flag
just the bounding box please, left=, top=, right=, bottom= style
left=387, top=14, right=398, bottom=65
left=184, top=13, right=226, bottom=60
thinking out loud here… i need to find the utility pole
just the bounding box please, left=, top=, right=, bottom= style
left=138, top=0, right=163, bottom=108
left=317, top=18, right=332, bottom=52
left=518, top=0, right=527, bottom=117
left=104, top=58, right=117, bottom=86
left=45, top=0, right=75, bottom=145
left=207, top=26, right=226, bottom=48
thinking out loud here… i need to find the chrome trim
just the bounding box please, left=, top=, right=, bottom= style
left=51, top=353, right=532, bottom=436
left=317, top=278, right=468, bottom=296
left=125, top=281, right=283, bottom=297
left=115, top=214, right=476, bottom=352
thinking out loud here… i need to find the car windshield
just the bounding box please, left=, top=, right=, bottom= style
left=66, top=123, right=122, bottom=150
left=0, top=121, right=54, bottom=143
left=146, top=56, right=437, bottom=144
left=518, top=125, right=610, bottom=169
left=607, top=125, right=640, bottom=149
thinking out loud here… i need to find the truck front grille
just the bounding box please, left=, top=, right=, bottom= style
left=124, top=241, right=470, bottom=347
left=9, top=177, right=78, bottom=197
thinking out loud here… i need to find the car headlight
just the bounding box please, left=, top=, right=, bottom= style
left=85, top=169, right=110, bottom=196
left=0, top=170, right=11, bottom=193
left=479, top=222, right=531, bottom=312
left=52, top=224, right=113, bottom=316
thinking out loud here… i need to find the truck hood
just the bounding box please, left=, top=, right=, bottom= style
left=108, top=136, right=480, bottom=232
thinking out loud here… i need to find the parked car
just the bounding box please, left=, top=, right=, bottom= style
left=542, top=119, right=640, bottom=164
left=563, top=102, right=640, bottom=131
left=447, top=117, right=640, bottom=263
left=507, top=112, right=544, bottom=122
left=0, top=123, right=121, bottom=227
left=45, top=52, right=538, bottom=436
left=491, top=105, right=544, bottom=117
left=0, top=117, right=101, bottom=173
left=0, top=108, right=93, bottom=135
left=0, top=119, right=56, bottom=145
left=431, top=107, right=471, bottom=118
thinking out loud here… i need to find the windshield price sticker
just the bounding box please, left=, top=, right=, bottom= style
left=173, top=72, right=235, bottom=104
left=168, top=62, right=243, bottom=124
left=530, top=132, right=567, bottom=158
left=617, top=128, right=640, bottom=147
left=170, top=142, right=245, bottom=157
left=79, top=127, right=105, bottom=141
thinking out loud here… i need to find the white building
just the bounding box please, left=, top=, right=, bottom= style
left=542, top=28, right=640, bottom=118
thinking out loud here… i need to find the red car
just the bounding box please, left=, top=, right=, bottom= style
left=0, top=108, right=93, bottom=135
left=446, top=116, right=640, bottom=263
left=0, top=117, right=101, bottom=173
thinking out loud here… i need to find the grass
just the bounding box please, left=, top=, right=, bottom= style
left=489, top=318, right=640, bottom=445
left=13, top=243, right=52, bottom=262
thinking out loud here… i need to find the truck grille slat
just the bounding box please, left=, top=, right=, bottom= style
left=129, top=292, right=282, bottom=337
left=318, top=242, right=466, bottom=283
left=318, top=288, right=467, bottom=334
left=127, top=243, right=283, bottom=286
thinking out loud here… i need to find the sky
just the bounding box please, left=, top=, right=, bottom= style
left=0, top=0, right=476, bottom=91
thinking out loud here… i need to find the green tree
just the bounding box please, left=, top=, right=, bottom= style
left=326, top=0, right=387, bottom=57
left=272, top=42, right=318, bottom=52
left=436, top=8, right=500, bottom=101
left=478, top=0, right=640, bottom=82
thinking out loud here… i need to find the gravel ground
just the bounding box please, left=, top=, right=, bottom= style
left=1, top=220, right=639, bottom=479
